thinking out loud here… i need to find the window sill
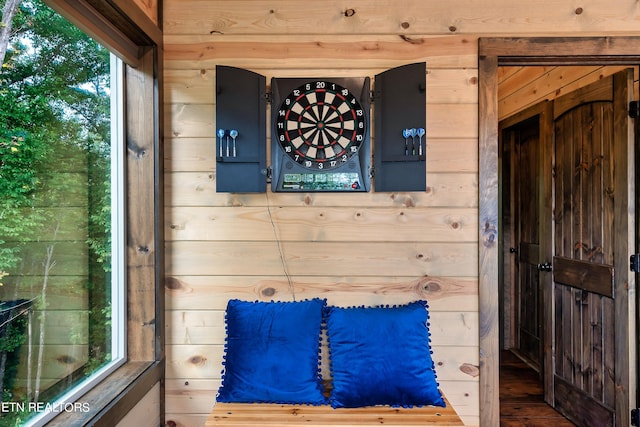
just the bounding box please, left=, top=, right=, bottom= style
left=46, top=360, right=163, bottom=427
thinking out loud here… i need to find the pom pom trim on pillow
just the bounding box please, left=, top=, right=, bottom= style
left=324, top=300, right=445, bottom=408
left=216, top=298, right=327, bottom=405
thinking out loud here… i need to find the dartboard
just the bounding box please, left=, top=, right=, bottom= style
left=275, top=81, right=367, bottom=171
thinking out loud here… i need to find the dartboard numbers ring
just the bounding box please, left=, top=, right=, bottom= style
left=275, top=80, right=367, bottom=171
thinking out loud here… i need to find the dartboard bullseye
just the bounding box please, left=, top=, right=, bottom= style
left=275, top=81, right=366, bottom=171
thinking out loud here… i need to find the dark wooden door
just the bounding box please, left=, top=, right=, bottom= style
left=547, top=69, right=635, bottom=427
left=501, top=104, right=552, bottom=372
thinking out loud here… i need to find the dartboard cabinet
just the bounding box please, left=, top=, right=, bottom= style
left=215, top=63, right=426, bottom=193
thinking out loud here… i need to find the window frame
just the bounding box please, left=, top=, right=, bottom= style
left=38, top=1, right=164, bottom=425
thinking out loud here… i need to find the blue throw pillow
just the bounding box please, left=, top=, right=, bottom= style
left=324, top=301, right=445, bottom=408
left=217, top=298, right=327, bottom=404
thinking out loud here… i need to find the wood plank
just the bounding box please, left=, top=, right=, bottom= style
left=500, top=66, right=623, bottom=120
left=518, top=242, right=540, bottom=266
left=163, top=34, right=478, bottom=70
left=115, top=383, right=161, bottom=427
left=165, top=276, right=478, bottom=312
left=497, top=66, right=521, bottom=85
left=206, top=398, right=463, bottom=426
left=611, top=69, right=635, bottom=426
left=552, top=256, right=613, bottom=298
left=477, top=50, right=500, bottom=427
left=164, top=378, right=479, bottom=420
left=165, top=414, right=209, bottom=427
left=553, top=75, right=613, bottom=119
left=166, top=310, right=478, bottom=347
left=126, top=48, right=161, bottom=363
left=481, top=37, right=640, bottom=60
left=165, top=344, right=479, bottom=383
left=165, top=241, right=478, bottom=277
left=539, top=100, right=555, bottom=403
left=131, top=0, right=157, bottom=25
left=166, top=206, right=477, bottom=242
left=500, top=351, right=575, bottom=426
left=165, top=172, right=479, bottom=208
left=164, top=1, right=640, bottom=36
left=48, top=362, right=161, bottom=427
left=498, top=66, right=556, bottom=99
left=163, top=68, right=478, bottom=105
left=165, top=103, right=477, bottom=139
left=164, top=137, right=478, bottom=174
left=554, top=376, right=613, bottom=427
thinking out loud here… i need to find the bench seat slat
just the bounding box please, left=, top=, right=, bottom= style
left=207, top=396, right=463, bottom=426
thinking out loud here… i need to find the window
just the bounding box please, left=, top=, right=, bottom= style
left=0, top=0, right=163, bottom=424
left=0, top=1, right=126, bottom=424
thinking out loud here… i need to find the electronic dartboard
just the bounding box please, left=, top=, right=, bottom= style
left=270, top=77, right=371, bottom=192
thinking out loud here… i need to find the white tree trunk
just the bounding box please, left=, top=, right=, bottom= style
left=0, top=0, right=22, bottom=67
left=33, top=224, right=58, bottom=403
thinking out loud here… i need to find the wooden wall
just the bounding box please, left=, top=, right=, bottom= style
left=132, top=0, right=158, bottom=25
left=162, top=1, right=640, bottom=426
left=498, top=65, right=639, bottom=121
left=116, top=382, right=161, bottom=427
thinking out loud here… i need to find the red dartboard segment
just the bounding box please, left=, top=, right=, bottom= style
left=276, top=80, right=366, bottom=170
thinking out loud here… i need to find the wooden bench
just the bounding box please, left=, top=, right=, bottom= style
left=206, top=395, right=463, bottom=426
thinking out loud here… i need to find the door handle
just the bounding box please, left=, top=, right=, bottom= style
left=537, top=262, right=552, bottom=272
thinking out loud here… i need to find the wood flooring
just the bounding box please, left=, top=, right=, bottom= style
left=500, top=350, right=576, bottom=427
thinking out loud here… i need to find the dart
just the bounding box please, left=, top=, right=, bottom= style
left=410, top=128, right=417, bottom=155
left=402, top=129, right=411, bottom=156
left=417, top=127, right=425, bottom=156
left=230, top=129, right=238, bottom=157
left=217, top=128, right=225, bottom=157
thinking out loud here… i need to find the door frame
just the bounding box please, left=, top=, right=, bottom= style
left=478, top=37, right=640, bottom=426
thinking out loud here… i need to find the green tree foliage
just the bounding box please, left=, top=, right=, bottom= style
left=0, top=0, right=110, bottom=281
left=0, top=1, right=112, bottom=423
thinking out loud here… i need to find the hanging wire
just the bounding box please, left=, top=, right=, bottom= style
left=0, top=307, right=32, bottom=330
left=0, top=296, right=38, bottom=314
left=265, top=191, right=296, bottom=301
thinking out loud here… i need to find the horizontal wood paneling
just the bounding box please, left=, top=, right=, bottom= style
left=163, top=68, right=478, bottom=104
left=163, top=0, right=482, bottom=419
left=164, top=378, right=480, bottom=418
left=165, top=276, right=478, bottom=312
left=165, top=172, right=479, bottom=208
left=164, top=1, right=640, bottom=425
left=165, top=344, right=477, bottom=385
left=166, top=206, right=477, bottom=242
left=164, top=356, right=480, bottom=423
left=165, top=103, right=477, bottom=139
left=165, top=309, right=478, bottom=346
left=163, top=1, right=640, bottom=36
left=166, top=241, right=478, bottom=277
left=165, top=137, right=478, bottom=173
left=163, top=35, right=479, bottom=70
